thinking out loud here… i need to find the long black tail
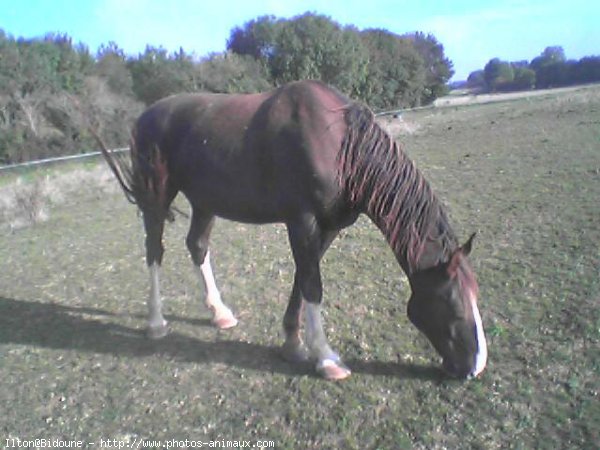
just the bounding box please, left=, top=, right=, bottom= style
left=90, top=129, right=179, bottom=220
left=89, top=128, right=138, bottom=205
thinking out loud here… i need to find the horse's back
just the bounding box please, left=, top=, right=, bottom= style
left=133, top=81, right=352, bottom=224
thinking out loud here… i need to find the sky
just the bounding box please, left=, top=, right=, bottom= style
left=1, top=0, right=598, bottom=81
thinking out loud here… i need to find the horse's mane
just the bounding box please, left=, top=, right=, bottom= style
left=337, top=102, right=458, bottom=273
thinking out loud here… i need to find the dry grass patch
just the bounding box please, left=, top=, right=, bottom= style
left=0, top=164, right=120, bottom=230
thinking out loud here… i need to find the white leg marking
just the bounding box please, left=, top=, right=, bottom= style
left=198, top=251, right=237, bottom=329
left=147, top=263, right=168, bottom=335
left=304, top=302, right=351, bottom=380
left=470, top=296, right=488, bottom=377
left=304, top=302, right=338, bottom=362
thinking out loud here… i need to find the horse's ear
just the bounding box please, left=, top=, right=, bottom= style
left=461, top=232, right=476, bottom=256
left=446, top=249, right=462, bottom=278
left=447, top=233, right=476, bottom=277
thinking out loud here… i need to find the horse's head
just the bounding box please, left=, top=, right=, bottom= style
left=407, top=234, right=487, bottom=379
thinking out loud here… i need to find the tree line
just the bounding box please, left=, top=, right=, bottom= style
left=0, top=13, right=453, bottom=165
left=467, top=46, right=600, bottom=92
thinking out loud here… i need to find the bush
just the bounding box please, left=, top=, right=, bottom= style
left=195, top=52, right=271, bottom=94
left=1, top=15, right=458, bottom=164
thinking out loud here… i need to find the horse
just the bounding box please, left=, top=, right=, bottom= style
left=95, top=80, right=487, bottom=381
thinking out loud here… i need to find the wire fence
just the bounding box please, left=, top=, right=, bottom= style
left=0, top=148, right=129, bottom=174
left=0, top=110, right=409, bottom=176
left=0, top=101, right=455, bottom=175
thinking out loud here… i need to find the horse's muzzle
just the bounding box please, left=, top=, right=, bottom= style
left=442, top=359, right=474, bottom=380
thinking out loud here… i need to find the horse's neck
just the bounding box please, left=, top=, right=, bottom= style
left=367, top=203, right=456, bottom=275
left=365, top=208, right=410, bottom=273
left=338, top=112, right=456, bottom=275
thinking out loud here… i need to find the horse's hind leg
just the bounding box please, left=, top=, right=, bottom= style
left=186, top=209, right=237, bottom=329
left=144, top=212, right=169, bottom=339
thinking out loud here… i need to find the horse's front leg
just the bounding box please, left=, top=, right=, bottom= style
left=281, top=278, right=310, bottom=363
left=286, top=219, right=350, bottom=380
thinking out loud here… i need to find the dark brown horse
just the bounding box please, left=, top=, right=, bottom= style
left=97, top=80, right=487, bottom=380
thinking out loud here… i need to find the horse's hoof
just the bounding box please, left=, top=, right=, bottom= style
left=213, top=315, right=238, bottom=330
left=281, top=342, right=310, bottom=363
left=317, top=358, right=352, bottom=381
left=146, top=323, right=169, bottom=339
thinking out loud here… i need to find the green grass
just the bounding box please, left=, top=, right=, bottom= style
left=1, top=86, right=599, bottom=449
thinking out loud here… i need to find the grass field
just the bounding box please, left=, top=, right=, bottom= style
left=1, top=85, right=598, bottom=449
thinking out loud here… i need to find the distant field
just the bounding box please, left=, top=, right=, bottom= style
left=434, top=84, right=599, bottom=108
left=1, top=85, right=598, bottom=449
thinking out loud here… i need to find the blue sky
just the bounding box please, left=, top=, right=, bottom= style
left=2, top=0, right=598, bottom=80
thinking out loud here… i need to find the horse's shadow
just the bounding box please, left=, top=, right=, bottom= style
left=0, top=296, right=441, bottom=381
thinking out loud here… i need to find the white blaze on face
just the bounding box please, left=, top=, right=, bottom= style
left=469, top=293, right=488, bottom=377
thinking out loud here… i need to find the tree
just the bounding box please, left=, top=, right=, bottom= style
left=511, top=67, right=536, bottom=90
left=467, top=70, right=485, bottom=90
left=227, top=15, right=279, bottom=62
left=128, top=46, right=196, bottom=105
left=75, top=76, right=143, bottom=149
left=95, top=42, right=134, bottom=96
left=41, top=33, right=93, bottom=93
left=484, top=58, right=514, bottom=91
left=359, top=29, right=426, bottom=109
left=530, top=46, right=568, bottom=88
left=409, top=32, right=454, bottom=103
left=531, top=46, right=566, bottom=67
left=0, top=17, right=459, bottom=164
left=571, top=56, right=600, bottom=84
left=0, top=29, right=141, bottom=163
left=195, top=52, right=271, bottom=94
left=227, top=14, right=452, bottom=108
left=267, top=13, right=369, bottom=97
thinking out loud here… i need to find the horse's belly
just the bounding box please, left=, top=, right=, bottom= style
left=181, top=182, right=290, bottom=224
